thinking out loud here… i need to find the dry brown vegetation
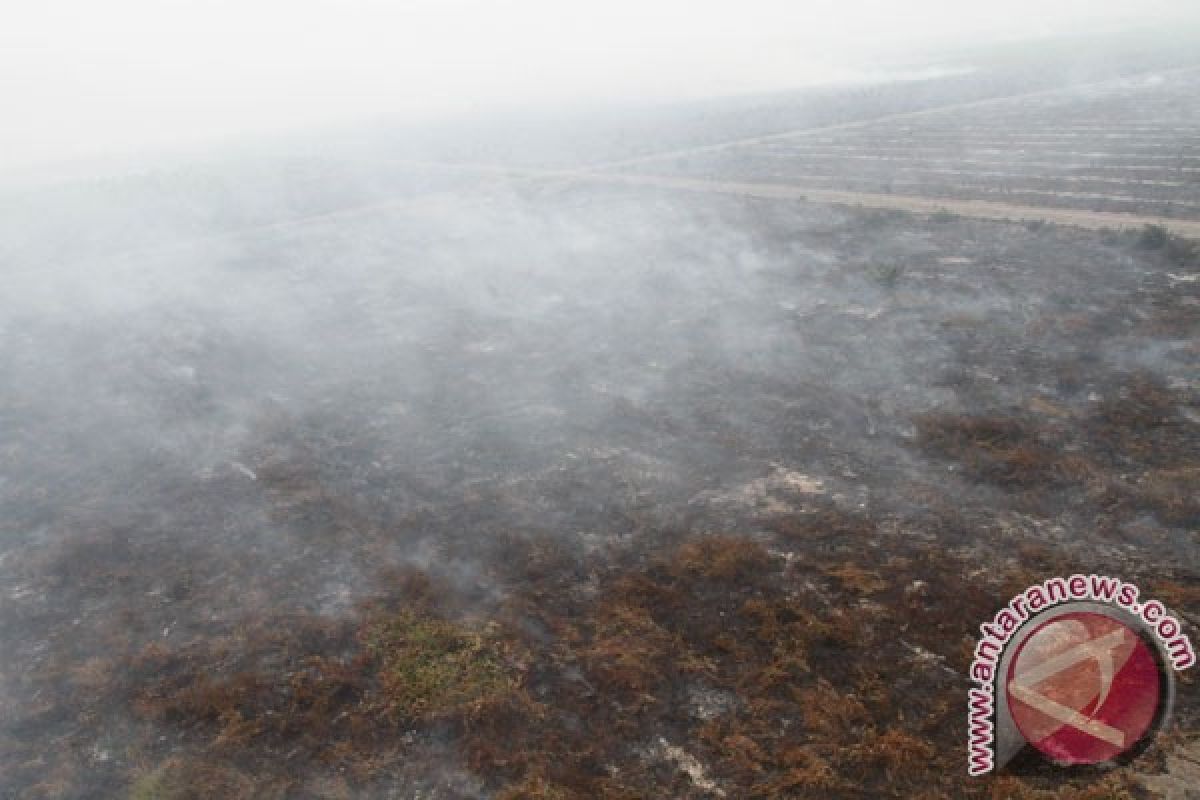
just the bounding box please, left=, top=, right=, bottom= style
left=17, top=509, right=1175, bottom=799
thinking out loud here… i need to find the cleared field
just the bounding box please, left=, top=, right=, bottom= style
left=627, top=69, right=1200, bottom=220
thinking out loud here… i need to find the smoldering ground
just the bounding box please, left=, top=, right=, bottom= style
left=1, top=142, right=1197, bottom=797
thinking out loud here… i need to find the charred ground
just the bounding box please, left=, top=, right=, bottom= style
left=0, top=182, right=1197, bottom=798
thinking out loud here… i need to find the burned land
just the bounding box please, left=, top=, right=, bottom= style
left=4, top=44, right=1200, bottom=799
left=1, top=170, right=1197, bottom=798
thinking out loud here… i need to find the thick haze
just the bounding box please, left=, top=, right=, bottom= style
left=3, top=0, right=1199, bottom=170
left=2, top=0, right=1199, bottom=794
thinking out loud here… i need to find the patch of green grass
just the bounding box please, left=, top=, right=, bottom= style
left=128, top=767, right=172, bottom=800
left=126, top=759, right=260, bottom=800
left=362, top=610, right=515, bottom=722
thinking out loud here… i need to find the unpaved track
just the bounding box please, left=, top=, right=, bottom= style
left=570, top=171, right=1200, bottom=237
left=379, top=160, right=1200, bottom=238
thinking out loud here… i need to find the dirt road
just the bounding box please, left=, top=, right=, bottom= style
left=379, top=160, right=1200, bottom=238
left=561, top=170, right=1200, bottom=237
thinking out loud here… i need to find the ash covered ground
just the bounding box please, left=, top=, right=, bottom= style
left=2, top=180, right=1197, bottom=798
left=1, top=52, right=1199, bottom=799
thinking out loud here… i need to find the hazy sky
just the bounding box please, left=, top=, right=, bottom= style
left=2, top=0, right=1198, bottom=170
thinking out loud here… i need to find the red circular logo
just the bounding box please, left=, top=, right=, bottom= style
left=1006, top=612, right=1161, bottom=765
